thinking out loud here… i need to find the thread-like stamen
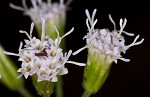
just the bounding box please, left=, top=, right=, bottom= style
left=127, top=35, right=144, bottom=48
left=118, top=18, right=127, bottom=37
left=3, top=51, right=19, bottom=56
left=30, top=22, right=34, bottom=38
left=54, top=25, right=60, bottom=38
left=31, top=0, right=37, bottom=8
left=22, top=0, right=28, bottom=9
left=90, top=19, right=98, bottom=32
left=41, top=18, right=45, bottom=41
left=109, top=14, right=116, bottom=30
left=9, top=3, right=25, bottom=11
left=86, top=18, right=91, bottom=35
left=37, top=0, right=42, bottom=5
left=19, top=42, right=23, bottom=51
left=61, top=27, right=74, bottom=39
left=60, top=0, right=64, bottom=6
left=85, top=9, right=92, bottom=25
left=66, top=0, right=73, bottom=6
left=47, top=0, right=51, bottom=6
left=119, top=58, right=130, bottom=62
left=67, top=50, right=72, bottom=59
left=92, top=9, right=97, bottom=24
left=20, top=30, right=31, bottom=40
left=67, top=61, right=86, bottom=66
left=73, top=46, right=88, bottom=55
left=122, top=31, right=134, bottom=36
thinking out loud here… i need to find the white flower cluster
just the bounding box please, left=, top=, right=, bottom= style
left=10, top=0, right=71, bottom=23
left=73, top=9, right=144, bottom=64
left=4, top=18, right=85, bottom=82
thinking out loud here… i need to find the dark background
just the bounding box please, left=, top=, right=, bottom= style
left=0, top=0, right=150, bottom=97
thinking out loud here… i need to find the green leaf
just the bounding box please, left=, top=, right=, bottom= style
left=0, top=46, right=23, bottom=90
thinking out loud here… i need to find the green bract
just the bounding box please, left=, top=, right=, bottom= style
left=83, top=49, right=112, bottom=93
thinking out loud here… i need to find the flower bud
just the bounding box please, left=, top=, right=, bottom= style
left=4, top=18, right=85, bottom=97
left=73, top=9, right=144, bottom=95
left=10, top=0, right=70, bottom=40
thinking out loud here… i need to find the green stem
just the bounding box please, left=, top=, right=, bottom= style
left=82, top=90, right=92, bottom=97
left=56, top=76, right=63, bottom=97
left=18, top=86, right=33, bottom=97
